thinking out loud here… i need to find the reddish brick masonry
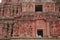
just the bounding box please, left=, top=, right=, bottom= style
left=0, top=0, right=60, bottom=38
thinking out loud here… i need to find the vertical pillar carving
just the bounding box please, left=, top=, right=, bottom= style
left=0, top=23, right=4, bottom=38
left=13, top=23, right=19, bottom=37
left=8, top=23, right=13, bottom=37
left=47, top=21, right=51, bottom=38
left=3, top=23, right=8, bottom=38
left=3, top=23, right=14, bottom=38
left=52, top=21, right=57, bottom=37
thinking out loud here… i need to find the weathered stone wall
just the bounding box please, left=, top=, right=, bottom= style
left=11, top=38, right=60, bottom=40
left=0, top=0, right=60, bottom=39
left=1, top=38, right=60, bottom=40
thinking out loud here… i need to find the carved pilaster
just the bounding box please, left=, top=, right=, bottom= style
left=8, top=24, right=13, bottom=38
left=3, top=23, right=8, bottom=38
left=47, top=21, right=52, bottom=38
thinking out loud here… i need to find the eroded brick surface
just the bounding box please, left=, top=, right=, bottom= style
left=0, top=0, right=60, bottom=39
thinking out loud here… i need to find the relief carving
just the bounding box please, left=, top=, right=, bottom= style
left=15, top=21, right=33, bottom=37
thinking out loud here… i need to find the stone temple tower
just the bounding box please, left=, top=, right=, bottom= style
left=0, top=0, right=60, bottom=39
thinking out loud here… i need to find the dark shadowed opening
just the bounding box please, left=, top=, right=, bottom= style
left=35, top=5, right=43, bottom=12
left=37, top=29, right=43, bottom=37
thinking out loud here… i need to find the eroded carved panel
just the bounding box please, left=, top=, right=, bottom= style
left=50, top=21, right=60, bottom=37
left=18, top=21, right=33, bottom=37
left=13, top=21, right=35, bottom=38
